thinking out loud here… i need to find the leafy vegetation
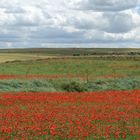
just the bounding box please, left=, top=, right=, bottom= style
left=0, top=77, right=140, bottom=92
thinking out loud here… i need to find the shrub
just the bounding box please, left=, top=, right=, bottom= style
left=62, top=81, right=87, bottom=92
left=73, top=53, right=80, bottom=56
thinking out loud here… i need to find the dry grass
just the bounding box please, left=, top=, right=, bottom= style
left=0, top=53, right=55, bottom=63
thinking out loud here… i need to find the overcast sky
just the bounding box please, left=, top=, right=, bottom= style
left=0, top=0, right=140, bottom=48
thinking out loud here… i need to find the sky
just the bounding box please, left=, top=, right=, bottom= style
left=0, top=0, right=140, bottom=48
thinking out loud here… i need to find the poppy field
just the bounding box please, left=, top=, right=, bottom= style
left=0, top=49, right=140, bottom=139
left=0, top=90, right=139, bottom=140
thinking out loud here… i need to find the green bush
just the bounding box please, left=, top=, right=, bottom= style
left=0, top=77, right=140, bottom=92
left=62, top=81, right=87, bottom=92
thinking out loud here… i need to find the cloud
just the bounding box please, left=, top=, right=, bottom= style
left=75, top=0, right=139, bottom=12
left=102, top=12, right=133, bottom=33
left=0, top=0, right=140, bottom=48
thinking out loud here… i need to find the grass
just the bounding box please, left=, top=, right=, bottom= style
left=0, top=55, right=140, bottom=92
left=0, top=53, right=54, bottom=63
left=0, top=53, right=140, bottom=92
left=0, top=77, right=140, bottom=92
left=0, top=58, right=140, bottom=78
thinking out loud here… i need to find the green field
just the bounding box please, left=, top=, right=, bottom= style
left=0, top=57, right=140, bottom=76
left=0, top=48, right=140, bottom=92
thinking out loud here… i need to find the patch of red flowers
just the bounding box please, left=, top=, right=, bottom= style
left=0, top=90, right=139, bottom=139
left=0, top=74, right=84, bottom=80
left=99, top=74, right=126, bottom=78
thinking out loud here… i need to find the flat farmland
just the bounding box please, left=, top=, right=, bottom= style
left=0, top=57, right=140, bottom=92
left=0, top=53, right=54, bottom=63
left=0, top=56, right=140, bottom=76
left=0, top=48, right=140, bottom=139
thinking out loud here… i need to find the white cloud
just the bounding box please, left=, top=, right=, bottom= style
left=74, top=0, right=139, bottom=11
left=0, top=0, right=140, bottom=48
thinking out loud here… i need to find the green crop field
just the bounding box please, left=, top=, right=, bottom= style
left=0, top=48, right=140, bottom=92
left=0, top=57, right=140, bottom=77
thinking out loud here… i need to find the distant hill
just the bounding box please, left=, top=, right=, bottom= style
left=0, top=48, right=140, bottom=56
